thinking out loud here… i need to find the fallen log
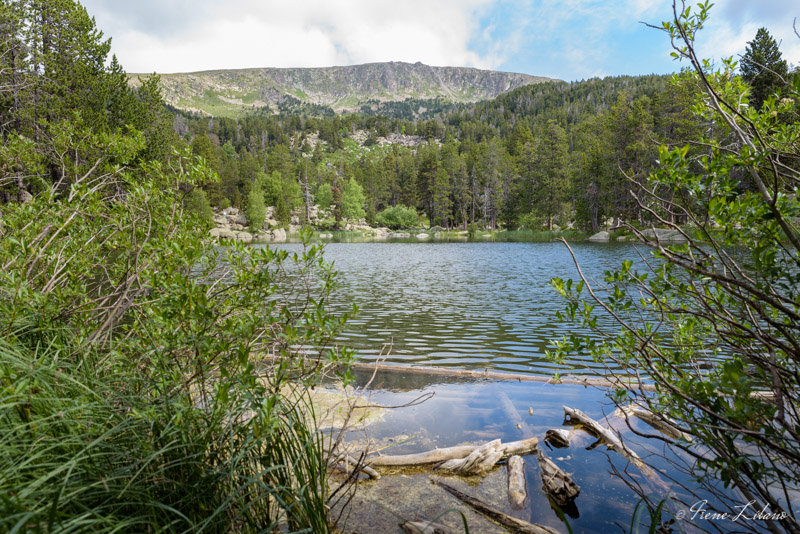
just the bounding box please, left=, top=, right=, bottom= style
left=366, top=437, right=538, bottom=467
left=436, top=439, right=504, bottom=475
left=537, top=450, right=579, bottom=507
left=613, top=405, right=692, bottom=441
left=400, top=519, right=458, bottom=534
left=563, top=406, right=655, bottom=478
left=507, top=455, right=527, bottom=510
left=544, top=429, right=571, bottom=448
left=435, top=480, right=562, bottom=534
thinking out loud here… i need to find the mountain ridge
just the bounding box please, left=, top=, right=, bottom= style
left=129, top=61, right=556, bottom=117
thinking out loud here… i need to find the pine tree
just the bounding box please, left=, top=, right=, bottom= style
left=740, top=27, right=788, bottom=109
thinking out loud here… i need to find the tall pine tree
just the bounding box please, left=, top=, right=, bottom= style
left=740, top=27, right=788, bottom=109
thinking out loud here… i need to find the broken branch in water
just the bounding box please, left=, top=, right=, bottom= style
left=434, top=480, right=562, bottom=534
left=563, top=406, right=656, bottom=478
left=435, top=439, right=505, bottom=475
left=537, top=450, right=580, bottom=507
left=507, top=455, right=528, bottom=510
left=366, top=436, right=538, bottom=468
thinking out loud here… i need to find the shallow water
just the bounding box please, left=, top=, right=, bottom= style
left=330, top=369, right=761, bottom=534
left=265, top=240, right=642, bottom=376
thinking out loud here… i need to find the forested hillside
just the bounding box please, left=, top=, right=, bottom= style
left=179, top=73, right=703, bottom=232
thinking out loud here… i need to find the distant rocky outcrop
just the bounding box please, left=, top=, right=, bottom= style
left=211, top=207, right=286, bottom=243
left=130, top=61, right=554, bottom=117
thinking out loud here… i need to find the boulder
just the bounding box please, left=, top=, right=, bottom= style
left=391, top=232, right=411, bottom=238
left=234, top=231, right=253, bottom=243
left=642, top=228, right=687, bottom=243
left=210, top=227, right=236, bottom=239
left=231, top=214, right=248, bottom=226
left=415, top=233, right=429, bottom=239
left=588, top=231, right=610, bottom=242
left=221, top=207, right=239, bottom=217
left=271, top=228, right=287, bottom=241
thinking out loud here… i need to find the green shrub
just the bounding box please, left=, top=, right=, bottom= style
left=376, top=204, right=419, bottom=229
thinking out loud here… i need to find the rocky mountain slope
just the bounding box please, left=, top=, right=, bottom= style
left=129, top=61, right=553, bottom=117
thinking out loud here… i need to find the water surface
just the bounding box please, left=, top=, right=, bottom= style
left=267, top=241, right=641, bottom=376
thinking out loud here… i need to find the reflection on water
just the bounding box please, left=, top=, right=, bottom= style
left=263, top=241, right=640, bottom=376
left=333, top=370, right=749, bottom=534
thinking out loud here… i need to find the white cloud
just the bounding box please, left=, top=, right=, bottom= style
left=695, top=0, right=800, bottom=68
left=82, top=0, right=500, bottom=73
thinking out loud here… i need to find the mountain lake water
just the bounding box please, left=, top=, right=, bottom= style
left=257, top=239, right=763, bottom=533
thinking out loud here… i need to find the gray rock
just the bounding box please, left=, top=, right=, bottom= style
left=231, top=214, right=248, bottom=226
left=271, top=228, right=287, bottom=241
left=642, top=228, right=687, bottom=243
left=415, top=233, right=430, bottom=239
left=210, top=227, right=236, bottom=239
left=221, top=207, right=239, bottom=216
left=234, top=231, right=253, bottom=243
left=588, top=231, right=610, bottom=242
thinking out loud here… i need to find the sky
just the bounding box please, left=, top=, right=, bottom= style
left=80, top=0, right=800, bottom=81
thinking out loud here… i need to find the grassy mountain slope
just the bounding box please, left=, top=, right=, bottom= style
left=130, top=61, right=554, bottom=117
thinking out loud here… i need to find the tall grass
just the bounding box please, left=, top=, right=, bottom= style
left=0, top=131, right=349, bottom=532
left=0, top=316, right=335, bottom=533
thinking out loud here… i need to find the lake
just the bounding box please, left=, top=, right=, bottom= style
left=261, top=240, right=757, bottom=533
left=267, top=240, right=640, bottom=376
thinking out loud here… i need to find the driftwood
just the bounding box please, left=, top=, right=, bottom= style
left=613, top=405, right=692, bottom=441
left=537, top=450, right=579, bottom=507
left=436, top=439, right=504, bottom=475
left=400, top=519, right=458, bottom=534
left=507, top=455, right=527, bottom=510
left=544, top=429, right=571, bottom=448
left=435, top=480, right=561, bottom=534
left=367, top=437, right=538, bottom=467
left=563, top=406, right=655, bottom=478
left=330, top=449, right=382, bottom=480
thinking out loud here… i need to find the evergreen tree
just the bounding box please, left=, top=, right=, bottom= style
left=532, top=120, right=569, bottom=230
left=740, top=27, right=789, bottom=109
